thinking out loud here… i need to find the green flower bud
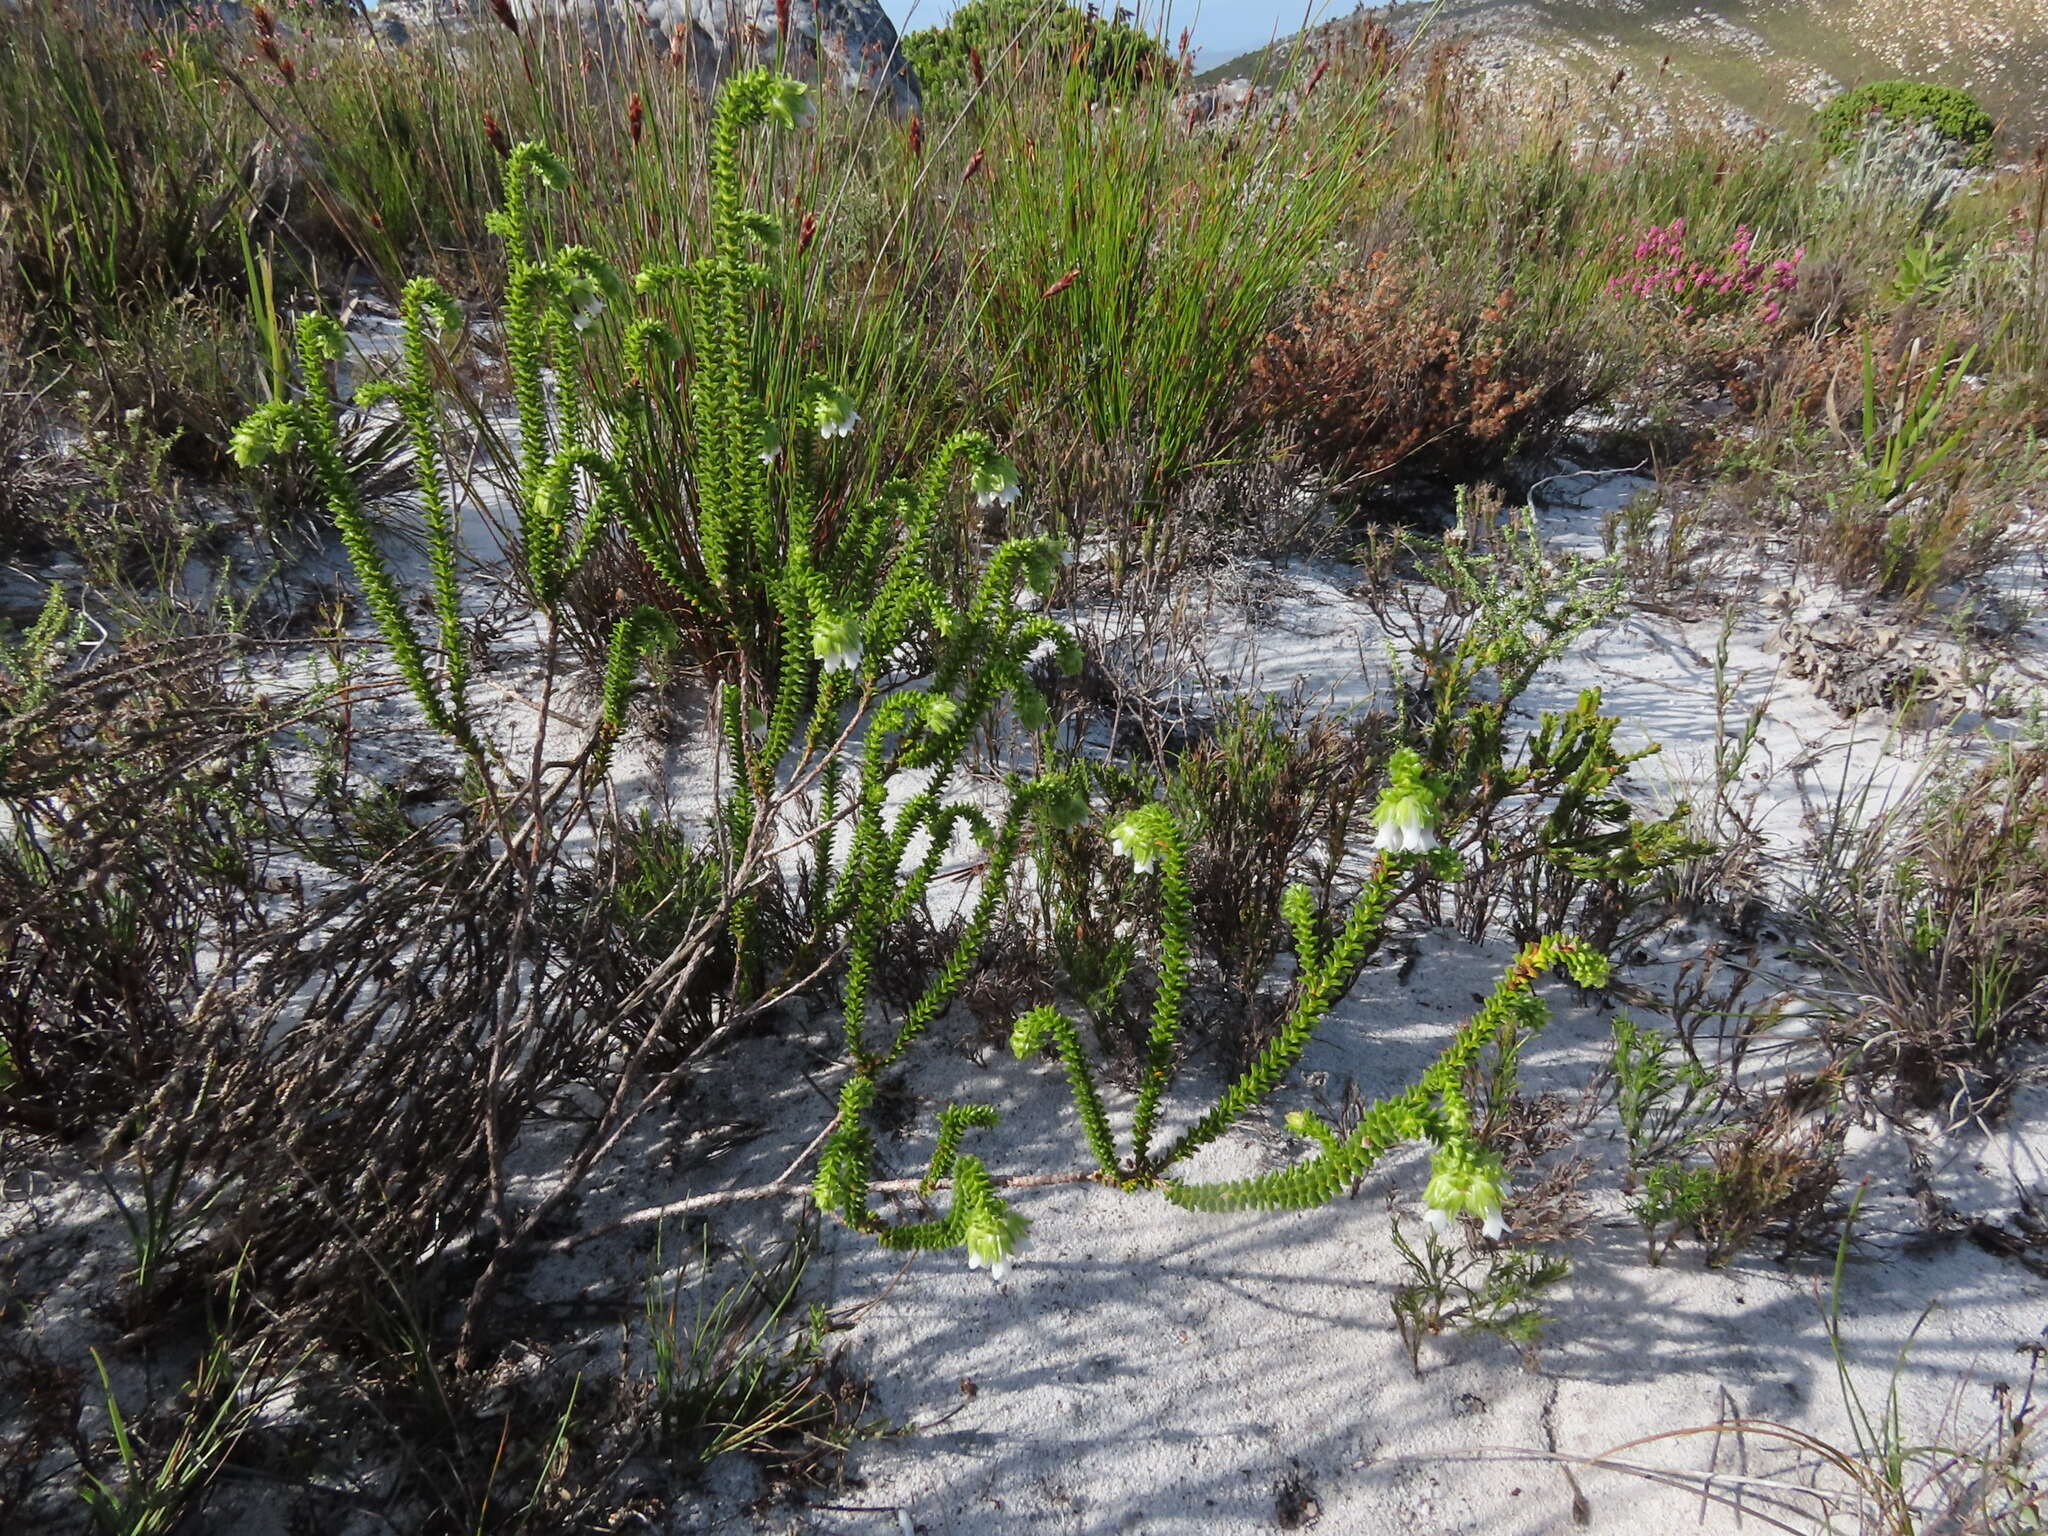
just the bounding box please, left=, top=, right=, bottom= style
left=1017, top=537, right=1062, bottom=598
left=1037, top=774, right=1091, bottom=829
left=1010, top=1005, right=1058, bottom=1059
left=231, top=415, right=274, bottom=469
left=231, top=403, right=296, bottom=469
left=1563, top=945, right=1612, bottom=989
left=764, top=76, right=816, bottom=132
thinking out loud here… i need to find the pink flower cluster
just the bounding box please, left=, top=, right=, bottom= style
left=1609, top=218, right=1804, bottom=325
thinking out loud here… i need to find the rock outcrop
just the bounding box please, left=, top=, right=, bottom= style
left=380, top=0, right=920, bottom=116
left=633, top=0, right=919, bottom=116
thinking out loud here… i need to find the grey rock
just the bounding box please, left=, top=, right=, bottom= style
left=382, top=0, right=920, bottom=115
left=634, top=0, right=920, bottom=116
left=1182, top=76, right=1288, bottom=129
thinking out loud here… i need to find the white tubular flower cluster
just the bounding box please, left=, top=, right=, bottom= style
left=807, top=382, right=861, bottom=440
left=811, top=610, right=864, bottom=673
left=964, top=1206, right=1031, bottom=1282
left=1372, top=747, right=1440, bottom=855
left=971, top=454, right=1023, bottom=509
left=1422, top=1145, right=1509, bottom=1242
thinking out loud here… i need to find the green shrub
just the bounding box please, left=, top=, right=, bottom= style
left=902, top=0, right=1167, bottom=109
left=1815, top=81, right=1995, bottom=167
left=237, top=71, right=1086, bottom=1294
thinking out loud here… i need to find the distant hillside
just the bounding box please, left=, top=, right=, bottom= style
left=1201, top=0, right=2048, bottom=151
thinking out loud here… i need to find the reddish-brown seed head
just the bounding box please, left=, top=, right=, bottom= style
left=1040, top=267, right=1079, bottom=299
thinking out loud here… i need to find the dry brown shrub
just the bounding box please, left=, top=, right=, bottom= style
left=1241, top=252, right=1595, bottom=490
left=1696, top=1087, right=1846, bottom=1263
left=0, top=635, right=277, bottom=1137
left=1811, top=747, right=2048, bottom=1115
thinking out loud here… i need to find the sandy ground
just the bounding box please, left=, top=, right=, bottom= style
left=513, top=467, right=2048, bottom=1534
left=7, top=440, right=2046, bottom=1535
left=483, top=933, right=2047, bottom=1535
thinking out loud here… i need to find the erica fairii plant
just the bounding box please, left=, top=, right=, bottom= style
left=558, top=73, right=1082, bottom=1278
left=820, top=749, right=1608, bottom=1286
left=1169, top=934, right=1610, bottom=1217
left=237, top=125, right=719, bottom=776
left=233, top=166, right=638, bottom=762
left=1061, top=783, right=1435, bottom=1186
left=601, top=74, right=1072, bottom=931
left=231, top=68, right=1608, bottom=1295
left=970, top=760, right=1611, bottom=1279
left=232, top=73, right=1082, bottom=1286
left=234, top=307, right=480, bottom=753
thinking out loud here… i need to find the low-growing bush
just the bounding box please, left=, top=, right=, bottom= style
left=968, top=42, right=1384, bottom=534
left=1163, top=699, right=1386, bottom=1059
left=902, top=0, right=1168, bottom=111
left=1609, top=218, right=1804, bottom=327
left=1808, top=746, right=2048, bottom=1111
left=1631, top=1087, right=1845, bottom=1266
left=1362, top=496, right=1704, bottom=949
left=1244, top=255, right=1606, bottom=490
left=1722, top=310, right=2042, bottom=604
left=1817, top=81, right=1996, bottom=168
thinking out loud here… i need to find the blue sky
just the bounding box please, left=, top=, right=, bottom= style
left=877, top=1, right=1340, bottom=72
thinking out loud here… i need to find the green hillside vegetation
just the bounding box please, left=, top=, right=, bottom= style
left=903, top=0, right=1169, bottom=109
left=1206, top=0, right=2048, bottom=149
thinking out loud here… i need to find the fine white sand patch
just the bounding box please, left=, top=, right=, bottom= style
left=507, top=925, right=2046, bottom=1535
left=15, top=388, right=2044, bottom=1534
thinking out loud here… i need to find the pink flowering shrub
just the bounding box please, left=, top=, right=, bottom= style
left=1609, top=219, right=1804, bottom=325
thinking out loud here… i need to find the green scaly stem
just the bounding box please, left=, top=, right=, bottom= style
left=1165, top=937, right=1608, bottom=1212
left=1130, top=809, right=1192, bottom=1169
left=1161, top=858, right=1401, bottom=1169
left=884, top=785, right=1029, bottom=1066
left=395, top=277, right=469, bottom=722
left=922, top=1104, right=1001, bottom=1193
left=1012, top=1006, right=1119, bottom=1178
left=594, top=605, right=678, bottom=776
left=285, top=315, right=463, bottom=746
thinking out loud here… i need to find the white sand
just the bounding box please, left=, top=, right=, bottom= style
left=11, top=433, right=2046, bottom=1535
